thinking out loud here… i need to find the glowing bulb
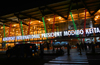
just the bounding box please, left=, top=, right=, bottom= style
left=59, top=17, right=61, bottom=19
left=14, top=25, right=16, bottom=27
left=48, top=19, right=50, bottom=21
left=95, top=19, right=97, bottom=20
left=96, top=16, right=98, bottom=18
left=39, top=21, right=40, bottom=23
left=98, top=10, right=100, bottom=12
left=1, top=27, right=3, bottom=29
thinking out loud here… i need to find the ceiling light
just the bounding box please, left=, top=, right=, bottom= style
left=98, top=10, right=100, bottom=12
left=59, top=17, right=61, bottom=19
left=13, top=29, right=14, bottom=31
left=30, top=22, right=32, bottom=24
left=48, top=19, right=50, bottom=21
left=1, top=27, right=3, bottom=29
left=14, top=25, right=16, bottom=27
left=96, top=16, right=98, bottom=18
left=95, top=19, right=97, bottom=20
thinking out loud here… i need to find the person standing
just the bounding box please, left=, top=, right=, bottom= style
left=40, top=43, right=44, bottom=59
left=47, top=42, right=50, bottom=51
left=76, top=42, right=79, bottom=51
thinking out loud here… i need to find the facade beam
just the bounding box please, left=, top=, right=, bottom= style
left=91, top=6, right=100, bottom=16
left=45, top=6, right=67, bottom=20
left=15, top=12, right=42, bottom=21
left=66, top=0, right=73, bottom=19
left=0, top=17, right=28, bottom=26
left=81, top=0, right=92, bottom=16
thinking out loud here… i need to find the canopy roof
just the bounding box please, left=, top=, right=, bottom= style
left=0, top=0, right=100, bottom=38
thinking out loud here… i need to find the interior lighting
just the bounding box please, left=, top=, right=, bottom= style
left=34, top=26, right=35, bottom=29
left=1, top=27, right=3, bottom=29
left=52, top=15, right=55, bottom=32
left=95, top=19, right=97, bottom=20
left=96, top=16, right=98, bottom=18
left=28, top=20, right=31, bottom=35
left=13, top=25, right=16, bottom=27
left=9, top=24, right=12, bottom=37
left=98, top=10, right=100, bottom=12
left=39, top=21, right=40, bottom=23
left=59, top=17, right=61, bottom=19
left=13, top=29, right=14, bottom=31
left=48, top=19, right=50, bottom=21
left=30, top=22, right=32, bottom=24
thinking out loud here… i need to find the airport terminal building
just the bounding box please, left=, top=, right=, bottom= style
left=0, top=0, right=100, bottom=48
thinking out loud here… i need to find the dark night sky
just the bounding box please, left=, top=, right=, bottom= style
left=0, top=0, right=66, bottom=16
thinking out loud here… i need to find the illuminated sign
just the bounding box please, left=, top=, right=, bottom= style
left=64, top=28, right=100, bottom=36
left=3, top=28, right=100, bottom=41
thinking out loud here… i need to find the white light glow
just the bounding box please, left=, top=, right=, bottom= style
left=13, top=25, right=16, bottom=27
left=59, top=17, right=61, bottom=19
left=48, top=19, right=50, bottom=21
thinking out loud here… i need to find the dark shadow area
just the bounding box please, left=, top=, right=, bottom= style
left=0, top=54, right=59, bottom=65
left=87, top=55, right=100, bottom=65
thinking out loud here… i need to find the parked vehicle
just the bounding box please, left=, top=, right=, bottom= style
left=6, top=44, right=39, bottom=58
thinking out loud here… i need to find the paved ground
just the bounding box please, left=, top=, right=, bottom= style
left=0, top=48, right=100, bottom=65
left=44, top=49, right=89, bottom=65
